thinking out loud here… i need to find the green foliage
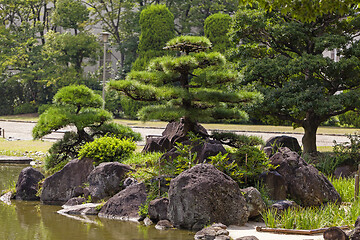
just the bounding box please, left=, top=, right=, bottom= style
left=306, top=153, right=341, bottom=176
left=204, top=13, right=233, bottom=52
left=262, top=200, right=360, bottom=230
left=339, top=110, right=360, bottom=128
left=232, top=145, right=273, bottom=187
left=133, top=4, right=174, bottom=71
left=164, top=142, right=200, bottom=176
left=33, top=85, right=139, bottom=172
left=333, top=133, right=360, bottom=167
left=13, top=102, right=37, bottom=115
left=90, top=122, right=142, bottom=141
left=123, top=152, right=162, bottom=182
left=239, top=0, right=358, bottom=23
left=211, top=131, right=264, bottom=148
left=78, top=136, right=136, bottom=166
left=44, top=131, right=80, bottom=171
left=111, top=35, right=261, bottom=132
left=229, top=3, right=360, bottom=153
left=208, top=152, right=244, bottom=185
left=330, top=176, right=355, bottom=203
left=43, top=31, right=101, bottom=72
left=166, top=0, right=238, bottom=35
left=51, top=0, right=89, bottom=32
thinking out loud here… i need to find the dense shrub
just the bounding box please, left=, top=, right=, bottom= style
left=78, top=136, right=136, bottom=165
left=14, top=102, right=38, bottom=114
left=204, top=13, right=233, bottom=53
left=90, top=122, right=142, bottom=141
left=132, top=4, right=174, bottom=71
left=333, top=133, right=360, bottom=167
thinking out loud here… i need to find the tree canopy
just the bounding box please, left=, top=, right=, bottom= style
left=229, top=2, right=360, bottom=153
left=33, top=85, right=141, bottom=170
left=110, top=35, right=261, bottom=134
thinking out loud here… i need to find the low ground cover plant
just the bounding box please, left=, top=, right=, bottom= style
left=262, top=176, right=359, bottom=230
left=78, top=136, right=136, bottom=166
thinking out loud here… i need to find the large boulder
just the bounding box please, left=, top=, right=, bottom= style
left=269, top=147, right=341, bottom=206
left=15, top=167, right=44, bottom=201
left=259, top=170, right=287, bottom=200
left=98, top=182, right=147, bottom=222
left=264, top=135, right=301, bottom=155
left=241, top=187, right=266, bottom=219
left=143, top=120, right=209, bottom=153
left=40, top=158, right=94, bottom=205
left=148, top=197, right=169, bottom=222
left=87, top=162, right=131, bottom=202
left=167, top=164, right=249, bottom=231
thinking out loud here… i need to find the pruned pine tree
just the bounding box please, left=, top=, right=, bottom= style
left=110, top=36, right=261, bottom=136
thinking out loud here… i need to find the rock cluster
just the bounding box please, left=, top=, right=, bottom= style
left=168, top=164, right=249, bottom=231
left=262, top=147, right=341, bottom=206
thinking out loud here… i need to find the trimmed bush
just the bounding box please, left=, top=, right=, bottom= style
left=132, top=4, right=174, bottom=70
left=78, top=136, right=136, bottom=165
left=204, top=13, right=233, bottom=53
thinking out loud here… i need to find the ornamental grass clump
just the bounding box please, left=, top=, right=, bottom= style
left=262, top=176, right=360, bottom=230
left=78, top=136, right=136, bottom=166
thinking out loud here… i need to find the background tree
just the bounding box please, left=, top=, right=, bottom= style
left=33, top=85, right=141, bottom=171
left=164, top=0, right=238, bottom=35
left=204, top=13, right=233, bottom=53
left=43, top=31, right=101, bottom=74
left=52, top=0, right=89, bottom=34
left=229, top=2, right=360, bottom=153
left=132, top=4, right=175, bottom=71
left=238, top=0, right=359, bottom=22
left=84, top=0, right=138, bottom=75
left=110, top=36, right=261, bottom=135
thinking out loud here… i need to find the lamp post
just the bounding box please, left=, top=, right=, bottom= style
left=101, top=32, right=110, bottom=109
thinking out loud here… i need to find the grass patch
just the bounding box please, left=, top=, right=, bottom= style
left=0, top=138, right=52, bottom=153
left=262, top=176, right=360, bottom=230
left=330, top=176, right=355, bottom=203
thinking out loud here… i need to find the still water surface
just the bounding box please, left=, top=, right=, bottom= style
left=0, top=165, right=194, bottom=240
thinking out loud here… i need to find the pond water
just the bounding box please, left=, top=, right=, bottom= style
left=0, top=165, right=194, bottom=240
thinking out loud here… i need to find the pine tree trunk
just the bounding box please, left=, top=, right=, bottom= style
left=302, top=114, right=319, bottom=154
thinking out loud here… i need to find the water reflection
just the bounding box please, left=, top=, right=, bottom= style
left=0, top=165, right=194, bottom=240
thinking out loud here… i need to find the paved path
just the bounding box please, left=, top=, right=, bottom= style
left=0, top=120, right=351, bottom=147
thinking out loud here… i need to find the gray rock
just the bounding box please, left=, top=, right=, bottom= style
left=87, top=162, right=131, bottom=202
left=57, top=203, right=101, bottom=215
left=168, top=164, right=249, bottom=231
left=323, top=226, right=348, bottom=240
left=155, top=220, right=174, bottom=230
left=194, top=223, right=230, bottom=240
left=271, top=200, right=299, bottom=213
left=148, top=197, right=169, bottom=222
left=259, top=170, right=287, bottom=200
left=15, top=167, right=44, bottom=201
left=334, top=165, right=355, bottom=178
left=143, top=217, right=154, bottom=226
left=0, top=191, right=13, bottom=205
left=98, top=182, right=147, bottom=222
left=348, top=227, right=360, bottom=240
left=123, top=177, right=138, bottom=188
left=269, top=147, right=341, bottom=206
left=241, top=187, right=266, bottom=219
left=40, top=158, right=94, bottom=205
left=63, top=197, right=86, bottom=206
left=235, top=237, right=259, bottom=240
left=264, top=135, right=302, bottom=155
left=143, top=120, right=209, bottom=153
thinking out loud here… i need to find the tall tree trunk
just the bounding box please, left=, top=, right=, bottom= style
left=302, top=113, right=320, bottom=154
